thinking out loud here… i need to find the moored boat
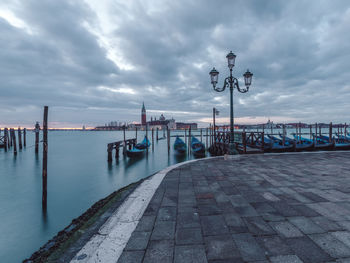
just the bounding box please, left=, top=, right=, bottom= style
left=278, top=133, right=314, bottom=151
left=126, top=147, right=145, bottom=158
left=191, top=136, right=205, bottom=157
left=263, top=136, right=294, bottom=153
left=293, top=134, right=334, bottom=151
left=315, top=135, right=350, bottom=150
left=135, top=136, right=151, bottom=150
left=174, top=136, right=187, bottom=155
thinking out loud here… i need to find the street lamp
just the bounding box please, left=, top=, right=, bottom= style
left=209, top=51, right=253, bottom=154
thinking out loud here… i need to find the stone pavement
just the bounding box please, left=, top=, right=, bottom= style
left=117, top=152, right=350, bottom=263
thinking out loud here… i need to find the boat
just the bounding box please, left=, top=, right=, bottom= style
left=292, top=134, right=334, bottom=151
left=335, top=133, right=350, bottom=142
left=135, top=136, right=151, bottom=150
left=126, top=147, right=145, bottom=158
left=277, top=133, right=314, bottom=151
left=263, top=136, right=294, bottom=153
left=174, top=136, right=187, bottom=155
left=191, top=136, right=205, bottom=157
left=315, top=135, right=350, bottom=150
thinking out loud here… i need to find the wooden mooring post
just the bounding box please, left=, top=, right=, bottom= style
left=188, top=126, right=191, bottom=154
left=6, top=128, right=10, bottom=149
left=319, top=124, right=322, bottom=136
left=200, top=128, right=203, bottom=142
left=315, top=123, right=318, bottom=144
left=42, top=106, right=48, bottom=210
left=35, top=122, right=40, bottom=153
left=146, top=127, right=149, bottom=153
left=107, top=144, right=113, bottom=163
left=156, top=128, right=159, bottom=141
left=23, top=128, right=26, bottom=147
left=18, top=127, right=22, bottom=150
left=166, top=126, right=170, bottom=155
left=329, top=122, right=333, bottom=143
left=310, top=124, right=312, bottom=140
left=135, top=127, right=138, bottom=143
left=152, top=128, right=154, bottom=152
left=123, top=126, right=126, bottom=155
left=209, top=124, right=212, bottom=147
left=12, top=129, right=17, bottom=156
left=10, top=128, right=13, bottom=147
left=345, top=123, right=347, bottom=136
left=4, top=128, right=8, bottom=152
left=206, top=127, right=208, bottom=148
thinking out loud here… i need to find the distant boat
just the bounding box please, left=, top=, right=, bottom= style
left=135, top=136, right=150, bottom=150
left=174, top=136, right=186, bottom=155
left=191, top=136, right=205, bottom=157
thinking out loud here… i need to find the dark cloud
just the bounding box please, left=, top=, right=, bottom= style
left=0, top=0, right=350, bottom=127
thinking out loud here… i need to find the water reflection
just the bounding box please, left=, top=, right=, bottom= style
left=174, top=154, right=187, bottom=163
left=124, top=155, right=144, bottom=170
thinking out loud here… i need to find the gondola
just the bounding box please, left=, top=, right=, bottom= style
left=263, top=136, right=294, bottom=153
left=126, top=136, right=150, bottom=158
left=277, top=133, right=314, bottom=151
left=174, top=136, right=187, bottom=155
left=314, top=135, right=350, bottom=150
left=335, top=133, right=350, bottom=142
left=135, top=136, right=151, bottom=150
left=191, top=136, right=205, bottom=157
left=292, top=134, right=334, bottom=151
left=126, top=147, right=145, bottom=158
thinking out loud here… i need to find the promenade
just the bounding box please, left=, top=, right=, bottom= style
left=72, top=152, right=350, bottom=263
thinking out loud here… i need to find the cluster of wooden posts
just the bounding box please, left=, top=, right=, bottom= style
left=107, top=125, right=223, bottom=162
left=0, top=127, right=27, bottom=154
left=0, top=121, right=45, bottom=155
left=0, top=107, right=49, bottom=210
left=211, top=122, right=350, bottom=154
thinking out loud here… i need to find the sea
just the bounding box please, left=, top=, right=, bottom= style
left=0, top=128, right=331, bottom=262
left=0, top=130, right=207, bottom=263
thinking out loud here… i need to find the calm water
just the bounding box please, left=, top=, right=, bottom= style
left=0, top=127, right=331, bottom=262
left=0, top=130, right=206, bottom=263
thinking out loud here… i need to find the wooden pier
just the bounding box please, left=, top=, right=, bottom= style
left=0, top=127, right=27, bottom=154
left=107, top=139, right=137, bottom=163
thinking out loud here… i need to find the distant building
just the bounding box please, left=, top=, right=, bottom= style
left=141, top=102, right=146, bottom=125
left=176, top=122, right=198, bottom=130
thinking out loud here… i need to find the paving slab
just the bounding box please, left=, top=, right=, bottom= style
left=288, top=216, right=325, bottom=234
left=269, top=221, right=304, bottom=238
left=174, top=245, right=207, bottom=263
left=269, top=255, right=303, bottom=263
left=204, top=235, right=240, bottom=261
left=232, top=233, right=266, bottom=261
left=309, top=233, right=350, bottom=258
left=78, top=152, right=350, bottom=263
left=255, top=235, right=292, bottom=256
left=143, top=240, right=174, bottom=263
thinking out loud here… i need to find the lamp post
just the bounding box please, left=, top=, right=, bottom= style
left=209, top=51, right=253, bottom=154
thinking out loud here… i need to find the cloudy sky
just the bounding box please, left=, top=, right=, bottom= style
left=0, top=0, right=350, bottom=128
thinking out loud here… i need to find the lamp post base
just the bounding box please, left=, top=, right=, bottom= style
left=228, top=142, right=239, bottom=155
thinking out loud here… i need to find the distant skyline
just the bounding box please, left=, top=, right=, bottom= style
left=1, top=0, right=350, bottom=128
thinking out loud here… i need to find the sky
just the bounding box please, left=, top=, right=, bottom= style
left=1, top=0, right=350, bottom=128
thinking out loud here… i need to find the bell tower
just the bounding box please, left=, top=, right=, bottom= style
left=141, top=102, right=146, bottom=125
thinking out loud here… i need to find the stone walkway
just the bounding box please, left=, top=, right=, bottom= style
left=117, top=152, right=350, bottom=263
